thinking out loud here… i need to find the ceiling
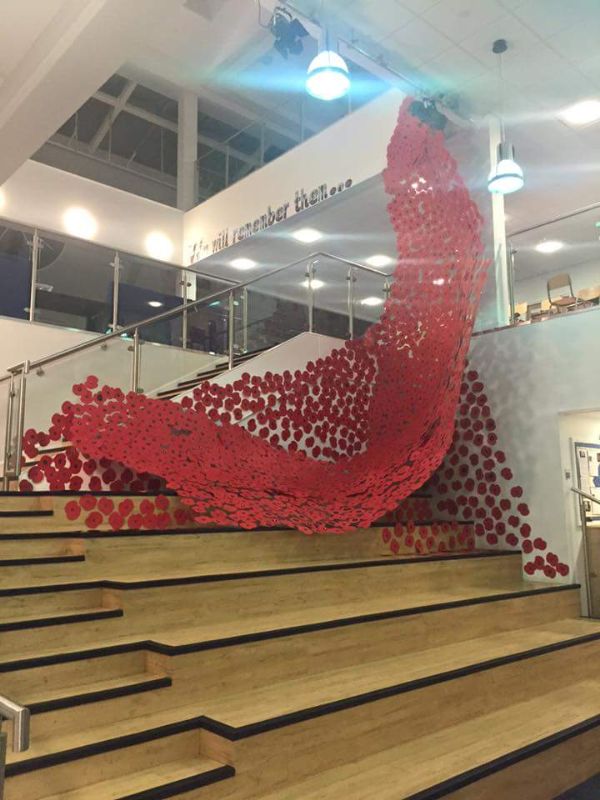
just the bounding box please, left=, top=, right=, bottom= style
left=2, top=0, right=600, bottom=280
left=0, top=0, right=65, bottom=86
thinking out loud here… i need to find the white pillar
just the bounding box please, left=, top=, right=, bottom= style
left=177, top=90, right=198, bottom=212
left=488, top=115, right=511, bottom=327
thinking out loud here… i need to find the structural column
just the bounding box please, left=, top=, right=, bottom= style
left=488, top=115, right=511, bottom=327
left=177, top=90, right=198, bottom=212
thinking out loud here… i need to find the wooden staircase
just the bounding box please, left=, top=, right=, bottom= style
left=0, top=494, right=598, bottom=799
left=156, top=347, right=271, bottom=401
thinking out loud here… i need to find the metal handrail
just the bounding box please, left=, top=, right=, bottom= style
left=571, top=486, right=600, bottom=507
left=0, top=249, right=390, bottom=487
left=0, top=695, right=30, bottom=753
left=0, top=214, right=238, bottom=288
left=570, top=485, right=596, bottom=617
left=0, top=251, right=389, bottom=379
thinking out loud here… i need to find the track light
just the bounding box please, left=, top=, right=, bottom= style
left=306, top=49, right=350, bottom=101
left=270, top=7, right=308, bottom=59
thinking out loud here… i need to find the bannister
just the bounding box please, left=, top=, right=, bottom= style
left=570, top=485, right=596, bottom=617
left=0, top=695, right=30, bottom=753
left=0, top=251, right=390, bottom=488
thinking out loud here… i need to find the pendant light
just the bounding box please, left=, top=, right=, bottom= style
left=487, top=39, right=524, bottom=195
left=306, top=8, right=350, bottom=104
left=306, top=48, right=350, bottom=100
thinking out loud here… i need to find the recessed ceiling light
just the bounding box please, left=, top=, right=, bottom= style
left=230, top=258, right=257, bottom=270
left=432, top=278, right=445, bottom=286
left=148, top=300, right=164, bottom=308
left=560, top=99, right=600, bottom=127
left=535, top=240, right=564, bottom=254
left=301, top=278, right=325, bottom=289
left=145, top=231, right=174, bottom=261
left=360, top=296, right=384, bottom=306
left=63, top=207, right=98, bottom=240
left=366, top=254, right=393, bottom=268
left=293, top=228, right=322, bottom=243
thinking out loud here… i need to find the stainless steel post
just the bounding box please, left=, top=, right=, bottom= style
left=181, top=274, right=189, bottom=351
left=130, top=329, right=141, bottom=393
left=111, top=252, right=121, bottom=332
left=347, top=266, right=355, bottom=339
left=0, top=694, right=30, bottom=753
left=29, top=230, right=41, bottom=322
left=242, top=287, right=248, bottom=353
left=306, top=261, right=316, bottom=333
left=580, top=495, right=595, bottom=617
left=228, top=290, right=235, bottom=369
left=508, top=244, right=517, bottom=324
left=13, top=361, right=29, bottom=481
left=2, top=374, right=15, bottom=491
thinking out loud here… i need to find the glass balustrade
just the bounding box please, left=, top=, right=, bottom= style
left=508, top=205, right=600, bottom=326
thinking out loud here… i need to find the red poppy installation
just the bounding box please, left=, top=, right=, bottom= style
left=22, top=97, right=488, bottom=533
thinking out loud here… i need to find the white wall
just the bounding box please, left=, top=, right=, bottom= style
left=1, top=160, right=184, bottom=263
left=182, top=89, right=405, bottom=265
left=468, top=308, right=600, bottom=586
left=515, top=258, right=600, bottom=307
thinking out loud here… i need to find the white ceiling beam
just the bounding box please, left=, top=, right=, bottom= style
left=88, top=79, right=137, bottom=153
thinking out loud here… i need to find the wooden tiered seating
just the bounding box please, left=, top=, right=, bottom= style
left=0, top=492, right=598, bottom=799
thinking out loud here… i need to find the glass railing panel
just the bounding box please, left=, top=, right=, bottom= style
left=241, top=260, right=311, bottom=353
left=350, top=265, right=389, bottom=338
left=17, top=337, right=138, bottom=475
left=117, top=253, right=187, bottom=334
left=509, top=205, right=600, bottom=326
left=0, top=221, right=32, bottom=321
left=33, top=232, right=114, bottom=334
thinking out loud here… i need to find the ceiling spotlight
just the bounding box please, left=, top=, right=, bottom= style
left=360, top=296, right=384, bottom=306
left=270, top=7, right=308, bottom=59
left=535, top=240, right=564, bottom=254
left=560, top=99, right=600, bottom=127
left=306, top=49, right=350, bottom=101
left=63, top=207, right=98, bottom=240
left=488, top=142, right=524, bottom=195
left=230, top=258, right=257, bottom=270
left=301, top=278, right=325, bottom=289
left=292, top=228, right=322, bottom=243
left=366, top=254, right=392, bottom=268
left=148, top=300, right=164, bottom=308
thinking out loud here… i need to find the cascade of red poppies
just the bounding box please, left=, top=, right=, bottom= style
left=23, top=97, right=488, bottom=533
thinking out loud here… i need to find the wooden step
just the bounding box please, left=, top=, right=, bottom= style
left=195, top=618, right=600, bottom=735
left=254, top=681, right=600, bottom=800
left=0, top=526, right=426, bottom=590
left=12, top=614, right=597, bottom=800
left=4, top=730, right=233, bottom=800
left=4, top=589, right=584, bottom=756
left=0, top=554, right=527, bottom=660
left=0, top=650, right=163, bottom=706
left=190, top=637, right=600, bottom=799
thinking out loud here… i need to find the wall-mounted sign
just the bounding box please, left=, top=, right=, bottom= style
left=183, top=89, right=405, bottom=266
left=189, top=176, right=353, bottom=264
